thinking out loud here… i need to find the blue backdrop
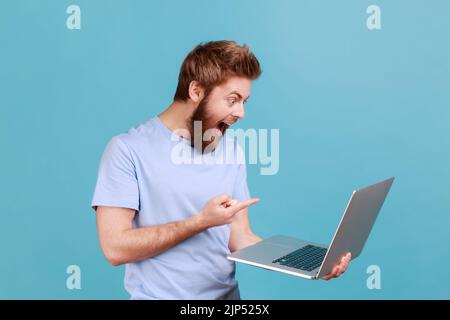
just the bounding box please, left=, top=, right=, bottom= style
left=1, top=0, right=449, bottom=299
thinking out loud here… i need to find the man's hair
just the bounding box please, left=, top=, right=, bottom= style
left=174, top=40, right=262, bottom=101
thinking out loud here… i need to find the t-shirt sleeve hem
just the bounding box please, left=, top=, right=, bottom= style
left=91, top=199, right=139, bottom=213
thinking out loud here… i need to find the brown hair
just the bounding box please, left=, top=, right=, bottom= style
left=174, top=40, right=262, bottom=101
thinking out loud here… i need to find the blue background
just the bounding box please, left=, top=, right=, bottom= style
left=1, top=0, right=449, bottom=299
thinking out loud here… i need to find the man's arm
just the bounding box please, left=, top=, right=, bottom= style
left=96, top=195, right=260, bottom=266
left=96, top=206, right=207, bottom=266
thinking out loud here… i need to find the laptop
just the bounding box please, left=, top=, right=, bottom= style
left=228, top=177, right=394, bottom=279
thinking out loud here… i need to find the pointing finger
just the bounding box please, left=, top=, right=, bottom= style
left=233, top=198, right=260, bottom=212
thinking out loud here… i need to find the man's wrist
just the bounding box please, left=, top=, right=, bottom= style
left=242, top=233, right=263, bottom=249
left=188, top=212, right=209, bottom=233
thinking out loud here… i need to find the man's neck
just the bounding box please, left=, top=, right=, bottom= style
left=158, top=100, right=196, bottom=133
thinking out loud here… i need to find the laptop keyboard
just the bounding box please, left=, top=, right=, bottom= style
left=272, top=245, right=327, bottom=272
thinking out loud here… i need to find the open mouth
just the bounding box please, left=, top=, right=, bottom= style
left=217, top=121, right=230, bottom=134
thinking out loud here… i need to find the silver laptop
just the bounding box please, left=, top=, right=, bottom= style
left=228, top=177, right=394, bottom=279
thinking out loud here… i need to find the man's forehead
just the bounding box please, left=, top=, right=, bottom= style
left=219, top=77, right=251, bottom=97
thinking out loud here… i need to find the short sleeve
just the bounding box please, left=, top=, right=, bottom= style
left=232, top=141, right=251, bottom=202
left=91, top=136, right=139, bottom=212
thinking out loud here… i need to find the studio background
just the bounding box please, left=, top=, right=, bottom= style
left=1, top=0, right=449, bottom=299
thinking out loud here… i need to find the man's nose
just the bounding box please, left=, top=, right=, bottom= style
left=232, top=102, right=245, bottom=119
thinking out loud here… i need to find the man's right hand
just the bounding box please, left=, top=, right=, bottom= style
left=197, top=194, right=260, bottom=228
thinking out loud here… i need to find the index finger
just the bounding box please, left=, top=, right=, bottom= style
left=233, top=198, right=260, bottom=212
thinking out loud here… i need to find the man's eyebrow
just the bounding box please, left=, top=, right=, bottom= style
left=228, top=90, right=250, bottom=101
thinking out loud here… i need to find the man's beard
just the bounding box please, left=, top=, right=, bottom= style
left=187, top=94, right=230, bottom=153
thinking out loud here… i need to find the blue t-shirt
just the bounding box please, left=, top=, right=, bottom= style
left=91, top=116, right=250, bottom=299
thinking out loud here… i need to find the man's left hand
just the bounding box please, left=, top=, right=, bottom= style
left=321, top=252, right=352, bottom=280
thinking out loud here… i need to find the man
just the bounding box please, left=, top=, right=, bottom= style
left=91, top=40, right=351, bottom=300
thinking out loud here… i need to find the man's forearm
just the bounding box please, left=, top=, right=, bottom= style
left=107, top=214, right=207, bottom=266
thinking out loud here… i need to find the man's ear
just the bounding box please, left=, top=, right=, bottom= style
left=188, top=81, right=205, bottom=103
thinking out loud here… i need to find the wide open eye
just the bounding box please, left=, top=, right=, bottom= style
left=227, top=97, right=238, bottom=106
